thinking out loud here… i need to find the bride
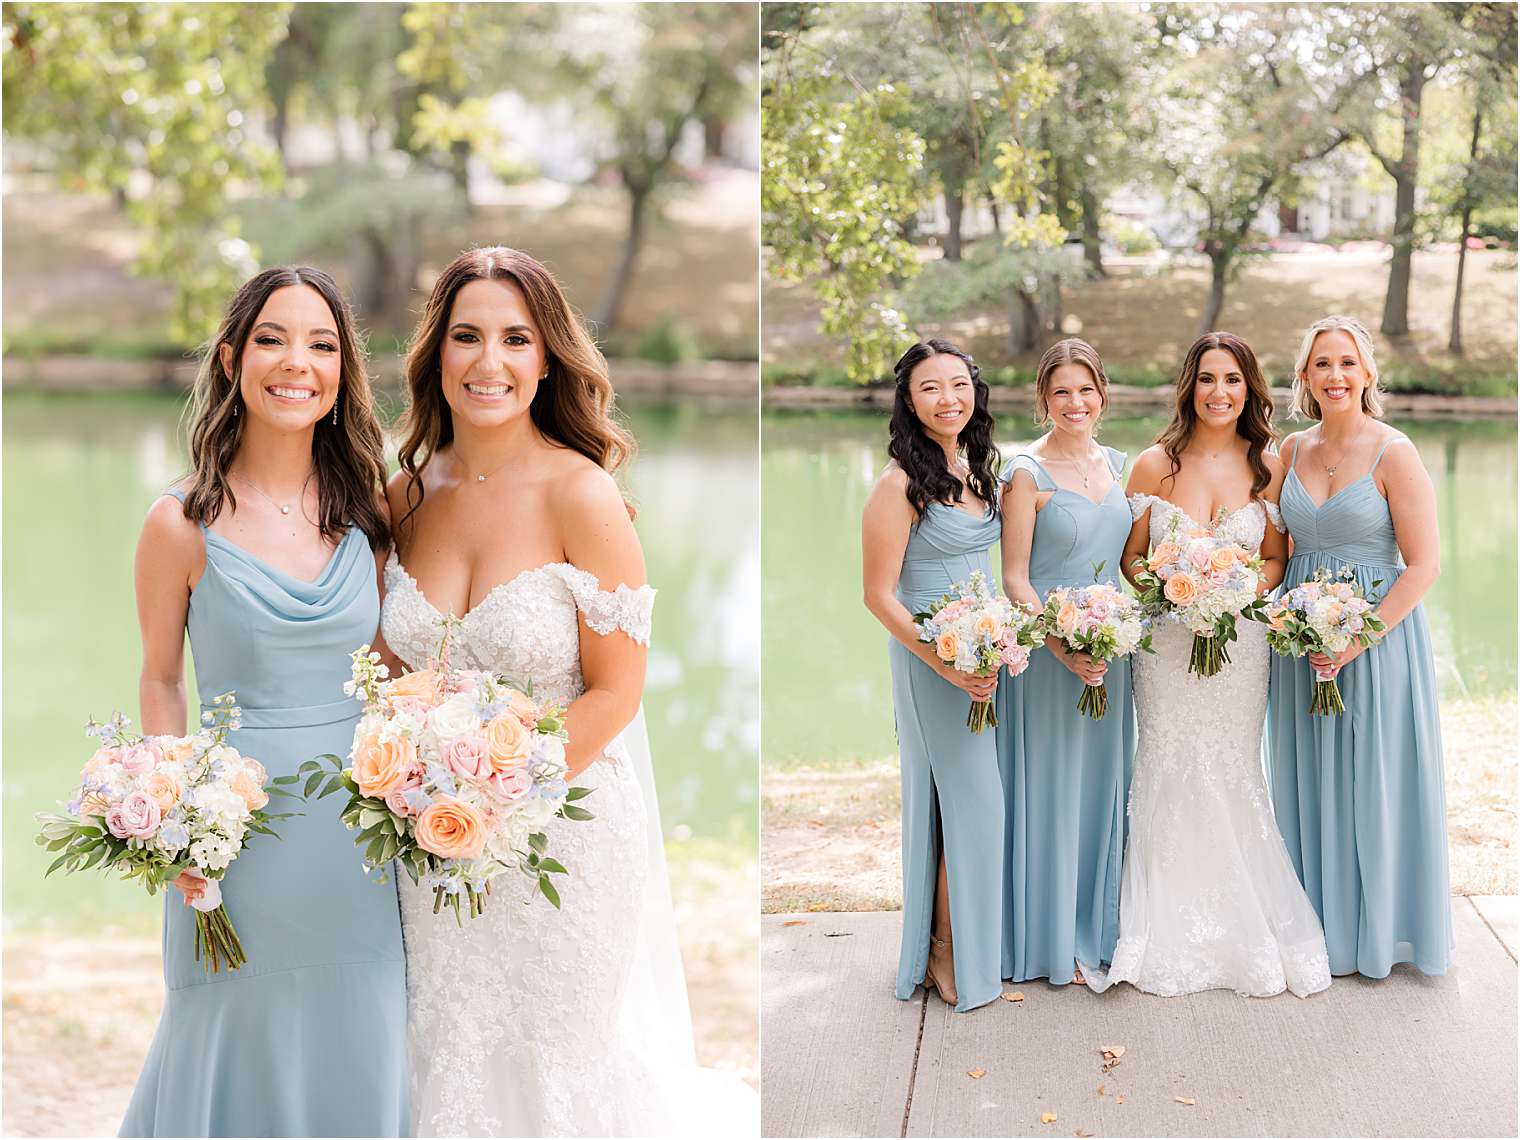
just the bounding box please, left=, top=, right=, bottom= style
left=375, top=247, right=732, bottom=1135
left=1097, top=332, right=1330, bottom=998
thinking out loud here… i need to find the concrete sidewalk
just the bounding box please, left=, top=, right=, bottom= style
left=762, top=897, right=1517, bottom=1138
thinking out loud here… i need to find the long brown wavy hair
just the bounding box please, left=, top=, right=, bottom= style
left=181, top=265, right=390, bottom=550
left=1154, top=332, right=1277, bottom=498
left=394, top=246, right=634, bottom=535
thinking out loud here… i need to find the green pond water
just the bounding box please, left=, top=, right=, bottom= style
left=763, top=409, right=1517, bottom=768
left=3, top=391, right=757, bottom=934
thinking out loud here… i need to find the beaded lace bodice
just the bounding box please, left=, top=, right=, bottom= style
left=380, top=553, right=674, bottom=1136
left=1096, top=494, right=1330, bottom=999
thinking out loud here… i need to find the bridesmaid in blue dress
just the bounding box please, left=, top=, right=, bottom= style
left=863, top=339, right=1005, bottom=1013
left=998, top=337, right=1136, bottom=986
left=120, top=267, right=407, bottom=1135
left=1268, top=315, right=1452, bottom=978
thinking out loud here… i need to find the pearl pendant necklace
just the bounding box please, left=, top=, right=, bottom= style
left=236, top=473, right=305, bottom=516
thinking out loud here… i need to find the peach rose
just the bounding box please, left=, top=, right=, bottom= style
left=1147, top=542, right=1180, bottom=571
left=1209, top=546, right=1238, bottom=572
left=82, top=746, right=117, bottom=779
left=973, top=615, right=999, bottom=641
left=242, top=757, right=269, bottom=787
left=162, top=738, right=197, bottom=765
left=387, top=670, right=443, bottom=706
left=352, top=733, right=418, bottom=798
left=504, top=689, right=541, bottom=727
left=414, top=798, right=486, bottom=860
left=1056, top=603, right=1079, bottom=637
left=935, top=631, right=959, bottom=662
left=1163, top=572, right=1198, bottom=606
left=143, top=769, right=183, bottom=812
left=484, top=714, right=533, bottom=774
left=228, top=770, right=268, bottom=811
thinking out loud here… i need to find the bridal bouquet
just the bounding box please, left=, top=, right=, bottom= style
left=1131, top=514, right=1270, bottom=677
left=914, top=570, right=1043, bottom=733
left=298, top=639, right=592, bottom=923
left=1039, top=573, right=1151, bottom=720
left=34, top=693, right=298, bottom=972
left=1265, top=567, right=1386, bottom=716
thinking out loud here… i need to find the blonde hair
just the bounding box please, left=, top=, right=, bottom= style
left=1291, top=315, right=1385, bottom=420
left=1034, top=337, right=1110, bottom=425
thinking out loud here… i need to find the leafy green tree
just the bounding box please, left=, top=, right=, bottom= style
left=2, top=3, right=291, bottom=342
left=1148, top=5, right=1352, bottom=333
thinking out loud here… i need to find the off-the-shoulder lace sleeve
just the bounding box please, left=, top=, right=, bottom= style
left=1127, top=492, right=1159, bottom=521
left=557, top=565, right=656, bottom=645
left=1002, top=453, right=1055, bottom=492
left=1262, top=499, right=1286, bottom=534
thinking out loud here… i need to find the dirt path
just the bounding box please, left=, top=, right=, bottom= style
left=2, top=858, right=756, bottom=1138
left=762, top=697, right=1516, bottom=914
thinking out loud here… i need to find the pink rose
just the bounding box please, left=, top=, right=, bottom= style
left=487, top=769, right=533, bottom=803
left=106, top=791, right=161, bottom=839
left=445, top=734, right=490, bottom=783
left=1089, top=600, right=1111, bottom=620
left=119, top=741, right=163, bottom=776
left=1188, top=545, right=1212, bottom=571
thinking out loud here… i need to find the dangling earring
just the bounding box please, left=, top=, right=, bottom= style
left=332, top=395, right=339, bottom=427
left=232, top=399, right=238, bottom=419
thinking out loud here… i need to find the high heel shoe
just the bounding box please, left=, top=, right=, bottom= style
left=925, top=934, right=958, bottom=1006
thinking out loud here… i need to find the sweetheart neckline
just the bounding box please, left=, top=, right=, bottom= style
left=1134, top=494, right=1268, bottom=533
left=386, top=552, right=580, bottom=623
left=1285, top=467, right=1383, bottom=512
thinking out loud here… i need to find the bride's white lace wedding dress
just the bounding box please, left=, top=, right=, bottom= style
left=1090, top=497, right=1331, bottom=999
left=381, top=553, right=721, bottom=1136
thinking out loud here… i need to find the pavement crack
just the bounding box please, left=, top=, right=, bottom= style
left=901, top=989, right=928, bottom=1137
left=1468, top=895, right=1517, bottom=964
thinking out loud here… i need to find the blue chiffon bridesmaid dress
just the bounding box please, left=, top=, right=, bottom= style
left=891, top=499, right=1006, bottom=1013
left=996, top=448, right=1136, bottom=984
left=1267, top=435, right=1452, bottom=978
left=120, top=490, right=408, bottom=1136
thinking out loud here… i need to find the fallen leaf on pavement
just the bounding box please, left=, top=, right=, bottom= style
left=1075, top=1130, right=1094, bottom=1138
left=782, top=920, right=807, bottom=927
left=1002, top=991, right=1026, bottom=1002
left=968, top=1069, right=986, bottom=1079
left=1175, top=1097, right=1196, bottom=1106
left=1040, top=1113, right=1057, bottom=1124
left=1115, top=1095, right=1125, bottom=1105
left=823, top=931, right=853, bottom=938
left=1097, top=1085, right=1105, bottom=1096
left=1099, top=1045, right=1126, bottom=1059
left=806, top=902, right=831, bottom=912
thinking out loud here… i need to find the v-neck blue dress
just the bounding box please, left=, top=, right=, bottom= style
left=120, top=490, right=407, bottom=1137
left=1267, top=435, right=1452, bottom=978
left=890, top=499, right=1006, bottom=1013
left=996, top=448, right=1135, bottom=984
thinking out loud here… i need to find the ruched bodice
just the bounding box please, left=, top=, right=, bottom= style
left=1004, top=448, right=1131, bottom=592
left=1280, top=472, right=1403, bottom=569
left=187, top=526, right=379, bottom=723
left=896, top=502, right=1000, bottom=610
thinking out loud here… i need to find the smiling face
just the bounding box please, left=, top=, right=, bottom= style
left=1302, top=328, right=1371, bottom=417
left=1044, top=362, right=1103, bottom=440
left=223, top=285, right=341, bottom=431
left=1192, top=347, right=1247, bottom=429
left=439, top=277, right=547, bottom=431
left=906, top=352, right=975, bottom=445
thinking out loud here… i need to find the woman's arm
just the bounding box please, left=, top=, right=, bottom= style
left=1256, top=452, right=1288, bottom=593
left=134, top=495, right=203, bottom=737
left=134, top=494, right=207, bottom=901
left=558, top=465, right=651, bottom=780
left=369, top=473, right=407, bottom=678
left=999, top=468, right=1043, bottom=609
left=1120, top=447, right=1166, bottom=590
left=863, top=469, right=994, bottom=701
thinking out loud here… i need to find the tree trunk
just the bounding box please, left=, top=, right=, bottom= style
left=597, top=179, right=652, bottom=332
left=1200, top=248, right=1230, bottom=333
left=1010, top=287, right=1040, bottom=353
left=449, top=138, right=473, bottom=210
left=1080, top=177, right=1105, bottom=277
left=944, top=185, right=964, bottom=262
left=270, top=92, right=290, bottom=175
left=1449, top=104, right=1483, bottom=355
left=987, top=195, right=1002, bottom=236
left=1380, top=63, right=1427, bottom=338
left=703, top=114, right=726, bottom=160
